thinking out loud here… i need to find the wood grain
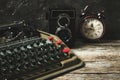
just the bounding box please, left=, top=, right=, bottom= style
left=71, top=61, right=120, bottom=73
left=54, top=41, right=120, bottom=80
left=53, top=74, right=120, bottom=80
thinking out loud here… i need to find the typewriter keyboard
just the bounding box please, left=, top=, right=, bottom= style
left=0, top=31, right=83, bottom=80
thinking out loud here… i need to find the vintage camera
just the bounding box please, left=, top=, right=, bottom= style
left=48, top=7, right=76, bottom=47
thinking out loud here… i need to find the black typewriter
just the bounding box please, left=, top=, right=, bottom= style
left=0, top=24, right=84, bottom=80
left=0, top=21, right=39, bottom=44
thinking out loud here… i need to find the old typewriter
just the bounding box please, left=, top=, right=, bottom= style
left=0, top=22, right=84, bottom=80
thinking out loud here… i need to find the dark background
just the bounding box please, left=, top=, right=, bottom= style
left=0, top=0, right=120, bottom=39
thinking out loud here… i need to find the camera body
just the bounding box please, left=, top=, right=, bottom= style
left=48, top=7, right=76, bottom=47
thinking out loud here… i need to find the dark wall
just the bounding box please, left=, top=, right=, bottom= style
left=0, top=0, right=120, bottom=39
left=101, top=0, right=120, bottom=39
left=0, top=0, right=101, bottom=30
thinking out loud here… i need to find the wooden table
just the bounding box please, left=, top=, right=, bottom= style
left=53, top=40, right=120, bottom=80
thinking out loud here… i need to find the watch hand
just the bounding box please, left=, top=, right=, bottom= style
left=85, top=27, right=95, bottom=31
left=91, top=23, right=94, bottom=28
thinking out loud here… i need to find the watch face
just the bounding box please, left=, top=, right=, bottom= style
left=81, top=18, right=104, bottom=40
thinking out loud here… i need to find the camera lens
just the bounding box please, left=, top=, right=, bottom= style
left=56, top=28, right=72, bottom=42
left=57, top=14, right=70, bottom=27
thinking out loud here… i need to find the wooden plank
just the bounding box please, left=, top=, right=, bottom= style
left=53, top=74, right=120, bottom=80
left=74, top=40, right=120, bottom=47
left=54, top=41, right=120, bottom=80
left=71, top=61, right=120, bottom=74
left=72, top=45, right=120, bottom=61
left=70, top=41, right=120, bottom=73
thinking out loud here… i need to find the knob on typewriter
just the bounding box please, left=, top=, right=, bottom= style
left=6, top=50, right=12, bottom=55
left=27, top=45, right=32, bottom=49
left=13, top=48, right=19, bottom=53
left=63, top=47, right=70, bottom=53
left=33, top=43, right=39, bottom=48
left=0, top=51, right=5, bottom=57
left=20, top=46, right=26, bottom=51
left=49, top=36, right=54, bottom=41
left=56, top=40, right=62, bottom=45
